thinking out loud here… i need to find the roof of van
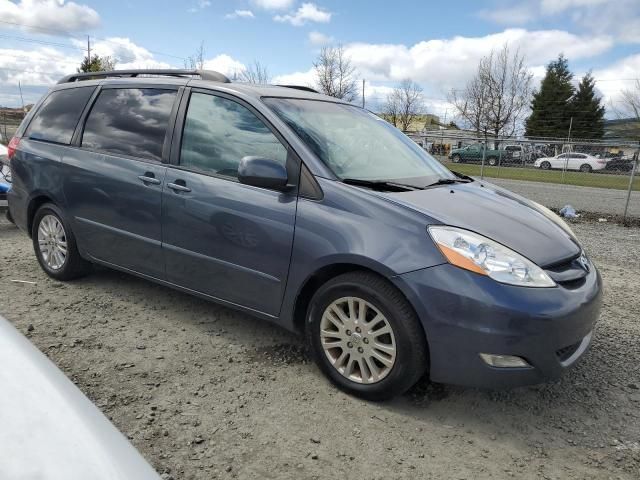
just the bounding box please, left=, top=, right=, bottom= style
left=53, top=69, right=347, bottom=103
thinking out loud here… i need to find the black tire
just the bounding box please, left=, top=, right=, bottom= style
left=540, top=161, right=551, bottom=170
left=5, top=209, right=14, bottom=224
left=306, top=271, right=428, bottom=401
left=32, top=203, right=91, bottom=281
left=487, top=157, right=497, bottom=166
left=451, top=155, right=461, bottom=163
left=579, top=163, right=592, bottom=173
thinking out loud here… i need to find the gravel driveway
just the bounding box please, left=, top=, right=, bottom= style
left=488, top=177, right=640, bottom=218
left=1, top=215, right=639, bottom=480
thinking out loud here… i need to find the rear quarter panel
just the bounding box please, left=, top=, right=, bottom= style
left=8, top=139, right=70, bottom=233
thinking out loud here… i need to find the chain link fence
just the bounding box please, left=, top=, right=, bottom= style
left=408, top=132, right=640, bottom=223
left=2, top=108, right=640, bottom=222
left=1, top=108, right=25, bottom=145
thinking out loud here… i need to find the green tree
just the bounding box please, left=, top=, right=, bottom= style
left=525, top=55, right=574, bottom=138
left=78, top=54, right=116, bottom=73
left=570, top=72, right=605, bottom=139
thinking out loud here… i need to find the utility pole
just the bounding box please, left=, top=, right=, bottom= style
left=562, top=116, right=573, bottom=183
left=87, top=35, right=91, bottom=61
left=362, top=79, right=365, bottom=109
left=18, top=81, right=25, bottom=111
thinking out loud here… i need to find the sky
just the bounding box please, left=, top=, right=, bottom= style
left=0, top=0, right=639, bottom=118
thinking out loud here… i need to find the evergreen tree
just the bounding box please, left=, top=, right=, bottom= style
left=525, top=55, right=574, bottom=138
left=78, top=54, right=116, bottom=73
left=570, top=72, right=605, bottom=139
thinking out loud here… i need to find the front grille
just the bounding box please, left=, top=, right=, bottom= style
left=544, top=252, right=589, bottom=286
left=556, top=341, right=581, bottom=362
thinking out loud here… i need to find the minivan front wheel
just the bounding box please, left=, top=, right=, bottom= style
left=32, top=204, right=91, bottom=281
left=307, top=272, right=428, bottom=400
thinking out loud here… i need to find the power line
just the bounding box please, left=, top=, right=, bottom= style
left=0, top=19, right=81, bottom=38
left=0, top=20, right=186, bottom=61
left=0, top=33, right=85, bottom=51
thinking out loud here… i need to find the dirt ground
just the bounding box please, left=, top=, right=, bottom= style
left=1, top=214, right=639, bottom=480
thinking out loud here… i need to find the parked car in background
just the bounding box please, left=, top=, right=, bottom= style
left=533, top=152, right=607, bottom=172
left=449, top=144, right=525, bottom=166
left=502, top=144, right=530, bottom=164
left=449, top=144, right=504, bottom=165
left=603, top=154, right=635, bottom=173
left=7, top=69, right=601, bottom=399
left=1, top=142, right=10, bottom=202
left=0, top=315, right=161, bottom=480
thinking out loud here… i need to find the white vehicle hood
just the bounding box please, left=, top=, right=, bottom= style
left=0, top=316, right=161, bottom=480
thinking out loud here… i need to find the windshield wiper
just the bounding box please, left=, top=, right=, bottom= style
left=425, top=177, right=472, bottom=187
left=342, top=178, right=423, bottom=191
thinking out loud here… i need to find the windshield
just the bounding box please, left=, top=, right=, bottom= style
left=263, top=98, right=455, bottom=186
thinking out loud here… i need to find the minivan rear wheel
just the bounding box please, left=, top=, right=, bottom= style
left=32, top=204, right=91, bottom=281
left=307, top=271, right=428, bottom=401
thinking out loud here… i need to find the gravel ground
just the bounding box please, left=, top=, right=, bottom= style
left=1, top=214, right=639, bottom=480
left=486, top=178, right=640, bottom=218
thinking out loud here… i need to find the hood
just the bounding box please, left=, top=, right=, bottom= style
left=377, top=181, right=580, bottom=267
left=0, top=316, right=161, bottom=480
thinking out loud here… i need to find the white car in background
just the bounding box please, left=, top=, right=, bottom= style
left=533, top=152, right=607, bottom=173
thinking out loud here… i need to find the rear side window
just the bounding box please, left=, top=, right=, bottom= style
left=180, top=92, right=287, bottom=177
left=25, top=87, right=95, bottom=145
left=82, top=88, right=177, bottom=162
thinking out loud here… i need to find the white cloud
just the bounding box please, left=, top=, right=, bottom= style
left=477, top=4, right=535, bottom=25
left=0, top=43, right=248, bottom=105
left=203, top=54, right=247, bottom=78
left=592, top=54, right=640, bottom=108
left=479, top=0, right=640, bottom=44
left=308, top=31, right=334, bottom=46
left=72, top=37, right=171, bottom=69
left=188, top=0, right=211, bottom=13
left=272, top=68, right=316, bottom=87
left=225, top=9, right=255, bottom=19
left=274, top=3, right=331, bottom=26
left=0, top=0, right=100, bottom=32
left=252, top=0, right=294, bottom=10
left=345, top=29, right=612, bottom=91
left=540, top=0, right=608, bottom=14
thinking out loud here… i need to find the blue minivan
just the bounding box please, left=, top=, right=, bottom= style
left=7, top=69, right=602, bottom=400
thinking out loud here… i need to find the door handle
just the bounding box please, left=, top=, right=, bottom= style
left=138, top=174, right=161, bottom=185
left=167, top=181, right=191, bottom=193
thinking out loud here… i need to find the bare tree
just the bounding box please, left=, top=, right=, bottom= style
left=384, top=79, right=424, bottom=131
left=239, top=60, right=271, bottom=84
left=450, top=44, right=532, bottom=144
left=383, top=89, right=401, bottom=128
left=185, top=41, right=205, bottom=70
left=313, top=45, right=358, bottom=102
left=618, top=79, right=640, bottom=121
left=450, top=72, right=489, bottom=137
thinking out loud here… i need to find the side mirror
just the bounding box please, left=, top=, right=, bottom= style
left=238, top=156, right=289, bottom=191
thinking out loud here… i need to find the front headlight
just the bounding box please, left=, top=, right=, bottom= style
left=428, top=226, right=555, bottom=287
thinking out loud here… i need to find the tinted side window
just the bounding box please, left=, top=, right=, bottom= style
left=25, top=87, right=95, bottom=144
left=82, top=88, right=177, bottom=162
left=180, top=92, right=287, bottom=177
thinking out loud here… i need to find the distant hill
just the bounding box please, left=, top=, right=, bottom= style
left=604, top=118, right=640, bottom=141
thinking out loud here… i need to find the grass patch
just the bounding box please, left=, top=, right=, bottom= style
left=443, top=162, right=639, bottom=191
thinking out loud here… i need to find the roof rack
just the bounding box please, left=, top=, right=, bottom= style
left=57, top=69, right=231, bottom=84
left=276, top=85, right=320, bottom=94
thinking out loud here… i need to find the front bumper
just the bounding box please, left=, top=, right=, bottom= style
left=394, top=262, right=602, bottom=388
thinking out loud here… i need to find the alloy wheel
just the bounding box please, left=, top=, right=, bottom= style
left=319, top=296, right=397, bottom=384
left=37, top=214, right=68, bottom=270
